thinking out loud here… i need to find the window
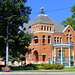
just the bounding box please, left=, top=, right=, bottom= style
left=50, top=27, right=52, bottom=31
left=54, top=37, right=56, bottom=43
left=41, top=26, right=43, bottom=30
left=29, top=52, right=32, bottom=59
left=34, top=36, right=38, bottom=43
left=36, top=26, right=37, bottom=31
left=23, top=27, right=26, bottom=31
left=28, top=26, right=31, bottom=28
left=70, top=34, right=72, bottom=42
left=67, top=34, right=69, bottom=37
left=59, top=50, right=64, bottom=58
left=33, top=27, right=34, bottom=32
left=57, top=37, right=59, bottom=43
left=47, top=26, right=49, bottom=31
left=67, top=37, right=69, bottom=42
left=44, top=26, right=46, bottom=31
left=48, top=36, right=51, bottom=44
left=43, top=35, right=46, bottom=44
left=60, top=37, right=62, bottom=44
left=70, top=34, right=72, bottom=37
left=68, top=30, right=70, bottom=33
left=70, top=37, right=72, bottom=42
left=38, top=26, right=39, bottom=31
left=67, top=34, right=69, bottom=42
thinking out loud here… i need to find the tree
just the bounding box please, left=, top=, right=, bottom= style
left=0, top=0, right=32, bottom=65
left=61, top=5, right=75, bottom=30
left=9, top=31, right=33, bottom=63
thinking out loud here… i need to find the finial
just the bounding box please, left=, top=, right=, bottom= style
left=40, top=7, right=45, bottom=14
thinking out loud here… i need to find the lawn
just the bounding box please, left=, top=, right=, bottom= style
left=11, top=69, right=75, bottom=72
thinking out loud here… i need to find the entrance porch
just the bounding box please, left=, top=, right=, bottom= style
left=52, top=42, right=74, bottom=67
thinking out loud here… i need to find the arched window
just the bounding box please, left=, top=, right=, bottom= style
left=70, top=35, right=72, bottom=42
left=68, top=30, right=70, bottom=33
left=48, top=36, right=51, bottom=44
left=54, top=37, right=56, bottom=44
left=60, top=37, right=62, bottom=44
left=43, top=35, right=46, bottom=44
left=57, top=37, right=59, bottom=44
left=34, top=36, right=38, bottom=43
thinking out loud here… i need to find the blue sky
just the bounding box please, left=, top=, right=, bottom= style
left=26, top=0, right=75, bottom=24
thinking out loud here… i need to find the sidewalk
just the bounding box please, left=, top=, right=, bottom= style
left=0, top=72, right=75, bottom=74
left=0, top=70, right=75, bottom=74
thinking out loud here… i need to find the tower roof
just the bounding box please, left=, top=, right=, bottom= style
left=21, top=13, right=65, bottom=34
left=32, top=14, right=54, bottom=25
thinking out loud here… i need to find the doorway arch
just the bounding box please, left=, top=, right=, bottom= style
left=33, top=50, right=38, bottom=61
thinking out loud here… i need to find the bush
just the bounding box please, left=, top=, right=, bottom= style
left=39, top=63, right=64, bottom=70
left=36, top=65, right=44, bottom=69
left=43, top=64, right=50, bottom=69
left=40, top=63, right=44, bottom=66
left=53, top=63, right=65, bottom=69
left=24, top=66, right=34, bottom=70
left=10, top=63, right=65, bottom=70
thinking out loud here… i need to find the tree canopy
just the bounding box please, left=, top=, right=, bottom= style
left=0, top=0, right=33, bottom=61
left=61, top=5, right=75, bottom=30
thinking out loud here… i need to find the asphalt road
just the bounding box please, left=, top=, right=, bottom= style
left=0, top=72, right=75, bottom=75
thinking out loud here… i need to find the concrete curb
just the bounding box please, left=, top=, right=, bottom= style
left=0, top=72, right=75, bottom=74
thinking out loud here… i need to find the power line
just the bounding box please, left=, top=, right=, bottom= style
left=45, top=7, right=72, bottom=12
left=31, top=7, right=72, bottom=14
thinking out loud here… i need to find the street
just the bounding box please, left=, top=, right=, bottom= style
left=0, top=72, right=75, bottom=75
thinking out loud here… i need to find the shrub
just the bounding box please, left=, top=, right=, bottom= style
left=24, top=66, right=34, bottom=70
left=11, top=63, right=65, bottom=70
left=36, top=65, right=44, bottom=69
left=40, top=63, right=44, bottom=66
left=53, top=63, right=64, bottom=69
left=43, top=64, right=52, bottom=69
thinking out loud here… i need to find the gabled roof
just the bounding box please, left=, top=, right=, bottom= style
left=63, top=25, right=75, bottom=32
left=21, top=14, right=65, bottom=34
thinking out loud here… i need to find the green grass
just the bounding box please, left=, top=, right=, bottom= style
left=11, top=69, right=75, bottom=72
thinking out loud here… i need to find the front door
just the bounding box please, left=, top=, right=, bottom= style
left=48, top=57, right=51, bottom=63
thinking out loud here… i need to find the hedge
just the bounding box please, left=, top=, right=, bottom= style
left=0, top=63, right=65, bottom=70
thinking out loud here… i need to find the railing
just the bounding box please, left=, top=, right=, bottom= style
left=53, top=56, right=73, bottom=62
left=52, top=41, right=74, bottom=45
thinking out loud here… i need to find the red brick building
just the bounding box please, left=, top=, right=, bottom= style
left=21, top=12, right=75, bottom=67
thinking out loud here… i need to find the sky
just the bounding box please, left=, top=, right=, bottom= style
left=25, top=0, right=75, bottom=24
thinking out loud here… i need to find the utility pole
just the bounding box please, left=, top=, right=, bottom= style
left=6, top=25, right=8, bottom=67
